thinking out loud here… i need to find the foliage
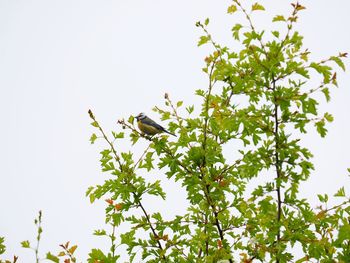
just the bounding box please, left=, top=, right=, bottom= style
left=1, top=1, right=348, bottom=262
left=20, top=210, right=43, bottom=263
left=0, top=237, right=18, bottom=263
left=86, top=1, right=349, bottom=262
left=0, top=237, right=6, bottom=256
left=19, top=211, right=79, bottom=263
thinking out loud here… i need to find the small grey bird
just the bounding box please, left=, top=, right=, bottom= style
left=135, top=113, right=176, bottom=136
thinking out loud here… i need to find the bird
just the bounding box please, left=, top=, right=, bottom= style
left=135, top=113, right=176, bottom=137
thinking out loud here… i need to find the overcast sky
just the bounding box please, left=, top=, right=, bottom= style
left=1, top=0, right=349, bottom=262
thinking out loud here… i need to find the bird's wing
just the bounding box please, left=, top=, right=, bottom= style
left=142, top=117, right=166, bottom=131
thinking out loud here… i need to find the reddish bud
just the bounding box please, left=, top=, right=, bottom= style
left=114, top=203, right=123, bottom=211
left=105, top=199, right=114, bottom=205
left=219, top=180, right=229, bottom=187
left=204, top=56, right=211, bottom=63
left=217, top=239, right=223, bottom=249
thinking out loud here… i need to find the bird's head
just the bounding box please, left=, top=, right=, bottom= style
left=135, top=112, right=146, bottom=121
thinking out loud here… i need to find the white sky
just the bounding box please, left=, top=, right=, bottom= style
left=1, top=0, right=349, bottom=262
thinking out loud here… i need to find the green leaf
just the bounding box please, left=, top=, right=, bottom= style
left=153, top=137, right=167, bottom=155
left=204, top=18, right=209, bottom=26
left=315, top=120, right=327, bottom=137
left=231, top=24, right=243, bottom=40
left=112, top=131, right=124, bottom=139
left=148, top=180, right=166, bottom=199
left=295, top=67, right=310, bottom=79
left=317, top=194, right=328, bottom=203
left=251, top=3, right=265, bottom=11
left=272, top=15, right=286, bottom=22
left=89, top=193, right=96, bottom=203
left=152, top=212, right=163, bottom=221
left=337, top=224, right=350, bottom=244
left=186, top=105, right=194, bottom=114
left=302, top=98, right=318, bottom=115
left=0, top=237, right=6, bottom=255
left=88, top=248, right=108, bottom=263
left=324, top=112, right=334, bottom=122
left=161, top=112, right=171, bottom=122
left=198, top=35, right=211, bottom=47
left=90, top=133, right=97, bottom=144
left=330, top=56, right=346, bottom=71
left=252, top=134, right=260, bottom=146
left=91, top=121, right=99, bottom=128
left=128, top=115, right=134, bottom=124
left=46, top=252, right=59, bottom=263
left=140, top=151, right=154, bottom=171
left=271, top=31, right=280, bottom=38
left=85, top=186, right=94, bottom=197
left=310, top=63, right=332, bottom=84
left=300, top=51, right=310, bottom=62
left=188, top=146, right=205, bottom=166
left=295, top=256, right=310, bottom=263
left=21, top=240, right=30, bottom=248
left=334, top=187, right=346, bottom=197
left=120, top=230, right=136, bottom=245
left=94, top=229, right=107, bottom=236
left=227, top=5, right=238, bottom=14
left=195, top=89, right=205, bottom=97
left=130, top=132, right=139, bottom=145
left=177, top=101, right=183, bottom=108
left=321, top=88, right=330, bottom=102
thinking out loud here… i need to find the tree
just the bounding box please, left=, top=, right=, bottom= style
left=2, top=1, right=348, bottom=262
left=85, top=1, right=349, bottom=262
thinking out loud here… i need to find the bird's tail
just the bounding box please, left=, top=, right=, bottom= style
left=165, top=130, right=176, bottom=137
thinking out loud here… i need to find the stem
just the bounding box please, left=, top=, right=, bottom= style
left=136, top=197, right=166, bottom=261
left=88, top=110, right=123, bottom=169
left=133, top=144, right=152, bottom=169
left=35, top=211, right=42, bottom=263
left=272, top=78, right=282, bottom=263
left=202, top=61, right=215, bottom=155
left=165, top=94, right=183, bottom=128
left=110, top=211, right=116, bottom=258
left=59, top=243, right=77, bottom=262
left=203, top=187, right=224, bottom=241
left=199, top=58, right=233, bottom=262
left=234, top=0, right=267, bottom=54
left=205, top=213, right=209, bottom=257
left=202, top=185, right=227, bottom=251
left=197, top=212, right=209, bottom=259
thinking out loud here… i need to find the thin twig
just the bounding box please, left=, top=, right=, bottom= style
left=164, top=93, right=183, bottom=128
left=133, top=144, right=152, bottom=170
left=88, top=110, right=123, bottom=168
left=34, top=211, right=42, bottom=263
left=272, top=77, right=282, bottom=263
left=135, top=195, right=166, bottom=261
left=233, top=0, right=267, bottom=54
left=200, top=56, right=234, bottom=262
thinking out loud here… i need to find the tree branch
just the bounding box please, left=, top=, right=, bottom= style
left=272, top=77, right=282, bottom=263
